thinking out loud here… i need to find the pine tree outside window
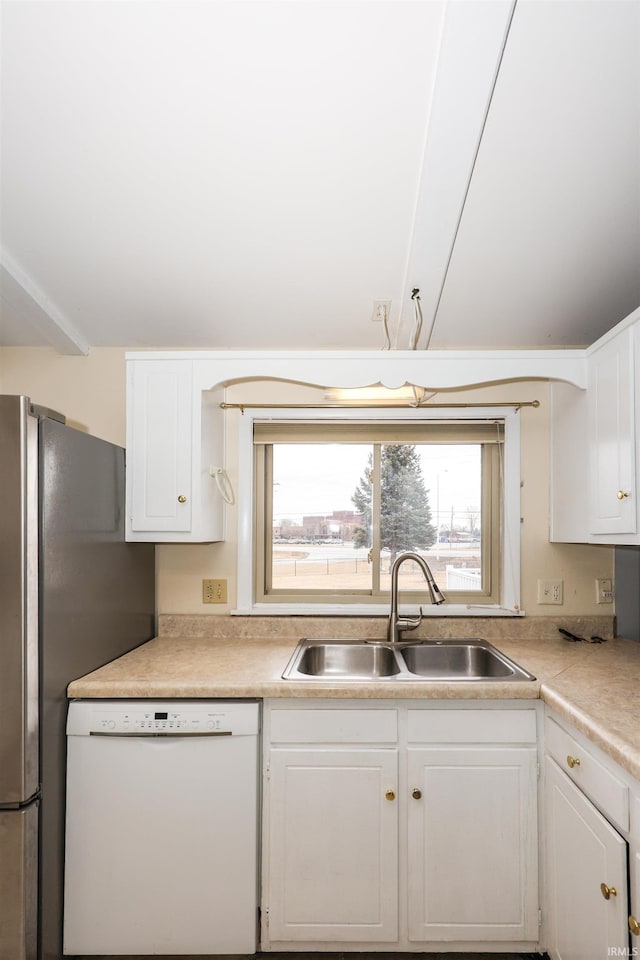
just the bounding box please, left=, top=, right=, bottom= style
left=352, top=445, right=438, bottom=561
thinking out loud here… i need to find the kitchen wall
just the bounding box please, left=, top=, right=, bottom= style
left=0, top=346, right=127, bottom=446
left=0, top=345, right=614, bottom=619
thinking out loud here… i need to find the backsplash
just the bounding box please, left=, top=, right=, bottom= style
left=158, top=614, right=615, bottom=642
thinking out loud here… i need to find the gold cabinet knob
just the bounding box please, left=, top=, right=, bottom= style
left=385, top=789, right=396, bottom=801
left=177, top=495, right=187, bottom=503
left=567, top=755, right=581, bottom=769
left=630, top=915, right=640, bottom=936
left=617, top=490, right=630, bottom=500
left=412, top=788, right=422, bottom=800
left=600, top=882, right=617, bottom=900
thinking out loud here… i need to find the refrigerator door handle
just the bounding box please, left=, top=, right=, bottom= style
left=0, top=396, right=39, bottom=806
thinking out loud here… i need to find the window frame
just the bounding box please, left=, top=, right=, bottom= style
left=254, top=424, right=500, bottom=605
left=235, top=406, right=522, bottom=616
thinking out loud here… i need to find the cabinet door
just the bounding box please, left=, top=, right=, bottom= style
left=630, top=794, right=640, bottom=947
left=588, top=325, right=637, bottom=535
left=545, top=757, right=628, bottom=960
left=631, top=845, right=640, bottom=947
left=127, top=360, right=193, bottom=533
left=265, top=747, right=398, bottom=943
left=407, top=746, right=538, bottom=942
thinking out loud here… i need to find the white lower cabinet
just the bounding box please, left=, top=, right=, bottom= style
left=261, top=700, right=541, bottom=952
left=407, top=745, right=538, bottom=942
left=631, top=794, right=640, bottom=946
left=544, top=713, right=632, bottom=960
left=545, top=758, right=628, bottom=960
left=267, top=747, right=399, bottom=942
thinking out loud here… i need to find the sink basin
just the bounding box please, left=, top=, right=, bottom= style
left=282, top=638, right=535, bottom=682
left=399, top=640, right=535, bottom=681
left=289, top=641, right=401, bottom=679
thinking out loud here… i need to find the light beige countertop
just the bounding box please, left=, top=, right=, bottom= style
left=67, top=625, right=640, bottom=782
left=542, top=637, right=640, bottom=781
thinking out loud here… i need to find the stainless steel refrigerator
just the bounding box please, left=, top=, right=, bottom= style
left=0, top=395, right=155, bottom=960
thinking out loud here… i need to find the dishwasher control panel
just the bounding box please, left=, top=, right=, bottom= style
left=67, top=700, right=260, bottom=737
left=96, top=708, right=229, bottom=733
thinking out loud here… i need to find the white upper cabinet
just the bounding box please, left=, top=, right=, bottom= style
left=551, top=307, right=640, bottom=545
left=127, top=359, right=193, bottom=534
left=124, top=310, right=639, bottom=547
left=126, top=359, right=225, bottom=542
left=124, top=347, right=587, bottom=546
left=587, top=324, right=637, bottom=535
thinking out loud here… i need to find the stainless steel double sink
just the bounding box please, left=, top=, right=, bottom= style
left=282, top=637, right=535, bottom=682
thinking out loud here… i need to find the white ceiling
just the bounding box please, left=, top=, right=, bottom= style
left=1, top=0, right=639, bottom=355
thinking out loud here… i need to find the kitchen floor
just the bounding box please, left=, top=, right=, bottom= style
left=91, top=954, right=550, bottom=960
left=242, top=955, right=548, bottom=960
left=217, top=954, right=549, bottom=959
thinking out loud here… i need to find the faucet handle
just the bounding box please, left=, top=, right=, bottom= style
left=402, top=607, right=423, bottom=631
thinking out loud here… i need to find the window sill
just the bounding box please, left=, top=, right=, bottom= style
left=232, top=603, right=525, bottom=617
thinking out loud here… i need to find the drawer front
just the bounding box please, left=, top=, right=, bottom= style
left=269, top=709, right=398, bottom=744
left=545, top=717, right=629, bottom=831
left=408, top=709, right=537, bottom=744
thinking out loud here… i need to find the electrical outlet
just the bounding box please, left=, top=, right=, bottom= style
left=371, top=300, right=391, bottom=323
left=595, top=578, right=614, bottom=604
left=202, top=579, right=228, bottom=604
left=537, top=579, right=564, bottom=605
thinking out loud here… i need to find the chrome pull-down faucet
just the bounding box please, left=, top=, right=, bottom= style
left=386, top=552, right=446, bottom=644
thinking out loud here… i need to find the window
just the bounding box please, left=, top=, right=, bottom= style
left=238, top=408, right=520, bottom=615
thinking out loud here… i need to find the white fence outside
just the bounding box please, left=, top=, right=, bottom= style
left=445, top=565, right=481, bottom=589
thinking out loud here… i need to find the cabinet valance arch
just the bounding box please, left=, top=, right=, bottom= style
left=183, top=350, right=589, bottom=395
left=124, top=347, right=592, bottom=545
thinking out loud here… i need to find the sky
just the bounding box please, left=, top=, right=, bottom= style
left=272, top=443, right=482, bottom=530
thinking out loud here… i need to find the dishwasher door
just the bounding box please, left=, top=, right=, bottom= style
left=63, top=700, right=260, bottom=956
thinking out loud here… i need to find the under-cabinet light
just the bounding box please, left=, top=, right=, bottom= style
left=323, top=385, right=429, bottom=406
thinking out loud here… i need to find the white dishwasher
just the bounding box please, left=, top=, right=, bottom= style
left=63, top=699, right=260, bottom=956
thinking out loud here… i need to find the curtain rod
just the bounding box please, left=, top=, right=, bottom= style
left=220, top=400, right=540, bottom=412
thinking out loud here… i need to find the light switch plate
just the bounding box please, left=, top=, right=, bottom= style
left=595, top=578, right=613, bottom=604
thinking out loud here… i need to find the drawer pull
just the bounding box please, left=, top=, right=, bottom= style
left=385, top=789, right=396, bottom=801
left=566, top=755, right=581, bottom=769
left=412, top=788, right=422, bottom=800
left=630, top=916, right=640, bottom=937
left=600, top=883, right=617, bottom=900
